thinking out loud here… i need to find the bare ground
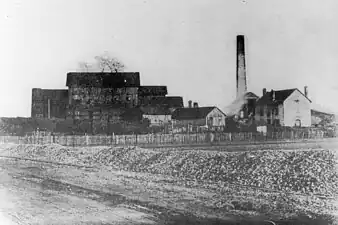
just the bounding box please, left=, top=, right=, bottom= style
left=0, top=155, right=337, bottom=225
left=0, top=159, right=157, bottom=225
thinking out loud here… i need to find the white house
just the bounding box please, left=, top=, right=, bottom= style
left=255, top=87, right=312, bottom=127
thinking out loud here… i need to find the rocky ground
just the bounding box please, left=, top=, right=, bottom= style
left=0, top=141, right=337, bottom=224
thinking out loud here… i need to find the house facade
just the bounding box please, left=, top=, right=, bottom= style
left=172, top=105, right=226, bottom=132
left=255, top=88, right=311, bottom=127
left=143, top=114, right=172, bottom=127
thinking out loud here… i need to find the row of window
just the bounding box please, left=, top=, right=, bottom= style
left=258, top=107, right=279, bottom=117
left=73, top=94, right=133, bottom=102
left=266, top=119, right=280, bottom=125
left=208, top=116, right=223, bottom=125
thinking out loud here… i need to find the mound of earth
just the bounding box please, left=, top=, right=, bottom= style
left=1, top=144, right=337, bottom=219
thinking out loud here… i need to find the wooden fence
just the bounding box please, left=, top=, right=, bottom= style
left=0, top=129, right=332, bottom=147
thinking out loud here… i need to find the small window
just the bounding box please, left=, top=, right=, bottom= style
left=275, top=108, right=279, bottom=116
left=274, top=119, right=280, bottom=126
left=267, top=109, right=271, bottom=117
left=259, top=107, right=264, bottom=116
left=267, top=119, right=271, bottom=124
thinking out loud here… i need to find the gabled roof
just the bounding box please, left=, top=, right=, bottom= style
left=256, top=88, right=311, bottom=106
left=172, top=107, right=224, bottom=120
left=138, top=86, right=168, bottom=96
left=244, top=92, right=259, bottom=99
left=66, top=72, right=140, bottom=87
left=311, top=109, right=334, bottom=117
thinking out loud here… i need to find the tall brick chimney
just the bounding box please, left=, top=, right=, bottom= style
left=236, top=35, right=247, bottom=98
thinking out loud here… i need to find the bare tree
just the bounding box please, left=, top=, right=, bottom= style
left=94, top=51, right=125, bottom=72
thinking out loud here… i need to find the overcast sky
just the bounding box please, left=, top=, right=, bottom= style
left=0, top=0, right=337, bottom=117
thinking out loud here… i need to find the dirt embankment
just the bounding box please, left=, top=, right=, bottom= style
left=0, top=143, right=337, bottom=220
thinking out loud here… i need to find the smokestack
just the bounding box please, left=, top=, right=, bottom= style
left=304, top=86, right=308, bottom=98
left=193, top=102, right=198, bottom=108
left=263, top=88, right=267, bottom=96
left=188, top=100, right=192, bottom=108
left=236, top=35, right=247, bottom=98
left=271, top=89, right=275, bottom=101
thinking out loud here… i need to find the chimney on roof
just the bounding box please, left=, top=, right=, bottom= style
left=304, top=86, right=308, bottom=98
left=236, top=35, right=247, bottom=98
left=271, top=89, right=275, bottom=101
left=188, top=100, right=192, bottom=108
left=193, top=102, right=198, bottom=108
left=263, top=88, right=267, bottom=96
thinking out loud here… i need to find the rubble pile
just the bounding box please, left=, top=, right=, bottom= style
left=1, top=144, right=337, bottom=217
left=1, top=144, right=337, bottom=197
left=89, top=146, right=158, bottom=171
left=92, top=148, right=338, bottom=196
left=1, top=144, right=83, bottom=165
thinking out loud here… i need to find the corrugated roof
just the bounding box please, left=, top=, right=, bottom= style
left=172, top=107, right=217, bottom=120
left=66, top=72, right=140, bottom=87
left=256, top=88, right=311, bottom=106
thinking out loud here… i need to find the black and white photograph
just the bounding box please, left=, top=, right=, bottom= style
left=0, top=0, right=337, bottom=224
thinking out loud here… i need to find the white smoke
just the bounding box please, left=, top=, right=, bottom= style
left=223, top=93, right=248, bottom=117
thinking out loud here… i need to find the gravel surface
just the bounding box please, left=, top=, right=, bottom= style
left=0, top=142, right=338, bottom=224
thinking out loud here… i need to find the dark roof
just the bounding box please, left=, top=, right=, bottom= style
left=172, top=107, right=218, bottom=120
left=244, top=92, right=259, bottom=99
left=256, top=88, right=311, bottom=106
left=66, top=72, right=140, bottom=87
left=138, top=86, right=168, bottom=96
left=140, top=106, right=171, bottom=115
left=140, top=96, right=183, bottom=108
left=311, top=109, right=334, bottom=117
left=32, top=89, right=68, bottom=101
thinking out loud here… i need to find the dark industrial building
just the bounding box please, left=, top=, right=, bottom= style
left=31, top=72, right=183, bottom=122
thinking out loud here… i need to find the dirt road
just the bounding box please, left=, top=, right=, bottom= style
left=0, top=150, right=336, bottom=225
left=0, top=159, right=157, bottom=225
left=0, top=157, right=285, bottom=225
